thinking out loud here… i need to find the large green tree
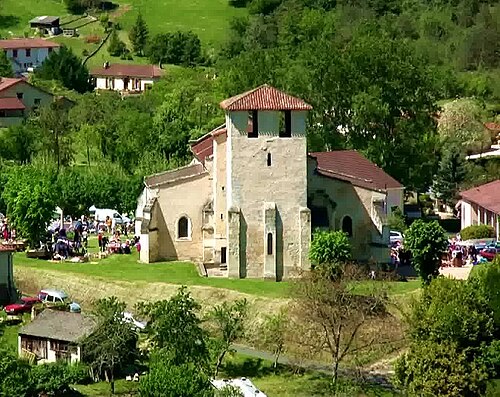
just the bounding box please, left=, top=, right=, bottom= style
left=433, top=145, right=467, bottom=206
left=129, top=13, right=149, bottom=56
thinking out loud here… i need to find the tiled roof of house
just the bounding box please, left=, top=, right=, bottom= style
left=220, top=84, right=312, bottom=111
left=145, top=163, right=206, bottom=187
left=460, top=179, right=500, bottom=214
left=190, top=125, right=227, bottom=164
left=0, top=97, right=25, bottom=110
left=19, top=310, right=96, bottom=343
left=90, top=64, right=164, bottom=78
left=0, top=38, right=60, bottom=49
left=0, top=77, right=24, bottom=92
left=309, top=150, right=403, bottom=192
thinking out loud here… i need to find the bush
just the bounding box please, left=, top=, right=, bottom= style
left=309, top=230, right=351, bottom=278
left=460, top=224, right=495, bottom=240
left=469, top=257, right=500, bottom=329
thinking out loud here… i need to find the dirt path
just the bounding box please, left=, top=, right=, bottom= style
left=110, top=4, right=132, bottom=21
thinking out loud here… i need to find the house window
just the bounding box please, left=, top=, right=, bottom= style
left=48, top=47, right=53, bottom=53
left=25, top=49, right=31, bottom=57
left=16, top=92, right=23, bottom=99
left=267, top=152, right=272, bottom=166
left=279, top=110, right=292, bottom=137
left=34, top=98, right=41, bottom=105
left=12, top=49, right=17, bottom=58
left=221, top=247, right=227, bottom=264
left=248, top=110, right=258, bottom=138
left=221, top=186, right=225, bottom=191
left=0, top=110, right=6, bottom=117
left=342, top=216, right=353, bottom=237
left=177, top=216, right=190, bottom=239
left=267, top=233, right=273, bottom=255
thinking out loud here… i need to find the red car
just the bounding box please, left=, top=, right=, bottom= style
left=480, top=248, right=500, bottom=262
left=4, top=296, right=40, bottom=315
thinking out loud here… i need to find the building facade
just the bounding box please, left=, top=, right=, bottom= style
left=136, top=86, right=404, bottom=279
left=91, top=63, right=163, bottom=93
left=460, top=180, right=500, bottom=240
left=0, top=38, right=59, bottom=75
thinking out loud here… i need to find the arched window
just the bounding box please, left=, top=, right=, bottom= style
left=178, top=216, right=189, bottom=238
left=267, top=233, right=273, bottom=255
left=342, top=216, right=353, bottom=237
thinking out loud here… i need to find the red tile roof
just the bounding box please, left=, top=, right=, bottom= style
left=0, top=97, right=25, bottom=110
left=0, top=77, right=24, bottom=92
left=460, top=180, right=500, bottom=214
left=145, top=163, right=206, bottom=187
left=309, top=150, right=403, bottom=192
left=0, top=38, right=60, bottom=49
left=220, top=84, right=312, bottom=111
left=191, top=126, right=227, bottom=164
left=90, top=64, right=164, bottom=78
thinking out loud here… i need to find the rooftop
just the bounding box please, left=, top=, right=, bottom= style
left=309, top=150, right=403, bottom=192
left=90, top=64, right=164, bottom=78
left=0, top=77, right=24, bottom=92
left=460, top=179, right=500, bottom=214
left=145, top=163, right=207, bottom=187
left=0, top=38, right=60, bottom=49
left=29, top=16, right=60, bottom=25
left=19, top=310, right=96, bottom=343
left=220, top=84, right=312, bottom=111
left=0, top=97, right=25, bottom=110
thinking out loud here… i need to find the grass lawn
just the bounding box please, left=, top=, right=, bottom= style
left=73, top=380, right=139, bottom=396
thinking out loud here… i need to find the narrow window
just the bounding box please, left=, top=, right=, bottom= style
left=221, top=186, right=225, bottom=191
left=279, top=110, right=292, bottom=137
left=267, top=152, right=272, bottom=166
left=12, top=49, right=17, bottom=58
left=0, top=110, right=5, bottom=117
left=48, top=47, right=53, bottom=53
left=248, top=110, right=258, bottom=138
left=267, top=233, right=273, bottom=255
left=25, top=49, right=31, bottom=57
left=221, top=247, right=227, bottom=264
left=342, top=216, right=353, bottom=237
left=220, top=213, right=224, bottom=220
left=16, top=92, right=23, bottom=99
left=178, top=216, right=189, bottom=238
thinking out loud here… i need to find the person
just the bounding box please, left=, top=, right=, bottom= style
left=54, top=228, right=69, bottom=259
left=74, top=216, right=84, bottom=247
left=105, top=216, right=112, bottom=234
left=2, top=222, right=8, bottom=241
left=98, top=230, right=104, bottom=252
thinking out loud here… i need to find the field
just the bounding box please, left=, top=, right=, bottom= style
left=0, top=0, right=245, bottom=55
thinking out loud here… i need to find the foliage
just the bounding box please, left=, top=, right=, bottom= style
left=129, top=13, right=149, bottom=55
left=0, top=124, right=39, bottom=164
left=2, top=165, right=57, bottom=247
left=0, top=50, right=13, bottom=78
left=137, top=287, right=210, bottom=369
left=139, top=352, right=212, bottom=397
left=256, top=308, right=288, bottom=368
left=0, top=344, right=32, bottom=397
left=309, top=230, right=351, bottom=279
left=469, top=258, right=500, bottom=330
left=215, top=385, right=244, bottom=397
left=404, top=220, right=448, bottom=284
left=291, top=265, right=387, bottom=388
left=29, top=362, right=83, bottom=395
left=108, top=29, right=128, bottom=57
left=438, top=99, right=491, bottom=154
left=36, top=46, right=92, bottom=93
left=387, top=207, right=407, bottom=233
left=433, top=145, right=467, bottom=206
left=81, top=297, right=139, bottom=395
left=460, top=224, right=496, bottom=241
left=207, top=299, right=248, bottom=376
left=147, top=31, right=202, bottom=66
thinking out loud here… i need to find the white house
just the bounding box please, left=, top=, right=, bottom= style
left=18, top=309, right=96, bottom=364
left=91, top=63, right=163, bottom=93
left=0, top=38, right=60, bottom=75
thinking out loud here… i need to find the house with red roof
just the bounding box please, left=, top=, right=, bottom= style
left=460, top=180, right=500, bottom=240
left=0, top=77, right=54, bottom=127
left=0, top=38, right=60, bottom=75
left=90, top=63, right=163, bottom=93
left=135, top=85, right=404, bottom=279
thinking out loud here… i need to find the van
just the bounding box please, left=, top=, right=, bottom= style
left=92, top=208, right=131, bottom=225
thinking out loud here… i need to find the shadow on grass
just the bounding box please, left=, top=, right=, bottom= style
left=222, top=357, right=276, bottom=378
left=0, top=15, right=20, bottom=28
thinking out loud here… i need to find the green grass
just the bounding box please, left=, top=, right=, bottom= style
left=73, top=380, right=139, bottom=396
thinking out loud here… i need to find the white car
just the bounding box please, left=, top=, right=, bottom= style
left=37, top=289, right=81, bottom=313
left=390, top=231, right=404, bottom=245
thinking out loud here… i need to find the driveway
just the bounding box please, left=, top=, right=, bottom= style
left=439, top=265, right=473, bottom=280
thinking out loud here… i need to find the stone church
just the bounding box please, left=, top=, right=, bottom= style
left=135, top=85, right=404, bottom=279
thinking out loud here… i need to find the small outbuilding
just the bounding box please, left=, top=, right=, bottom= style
left=0, top=244, right=17, bottom=306
left=29, top=16, right=61, bottom=35
left=18, top=309, right=96, bottom=364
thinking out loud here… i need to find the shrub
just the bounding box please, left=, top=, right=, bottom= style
left=309, top=230, right=351, bottom=278
left=460, top=224, right=495, bottom=241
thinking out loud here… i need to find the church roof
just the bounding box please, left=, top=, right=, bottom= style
left=145, top=163, right=206, bottom=187
left=309, top=151, right=403, bottom=192
left=220, top=85, right=312, bottom=111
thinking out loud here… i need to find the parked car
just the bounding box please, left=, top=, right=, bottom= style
left=4, top=296, right=41, bottom=315
left=479, top=248, right=500, bottom=262
left=37, top=289, right=81, bottom=313
left=92, top=208, right=131, bottom=225
left=390, top=231, right=404, bottom=245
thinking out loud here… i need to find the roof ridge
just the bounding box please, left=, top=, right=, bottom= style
left=318, top=167, right=374, bottom=183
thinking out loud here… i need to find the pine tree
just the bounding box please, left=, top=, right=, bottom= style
left=129, top=13, right=149, bottom=56
left=0, top=51, right=13, bottom=77
left=433, top=146, right=467, bottom=206
left=108, top=29, right=127, bottom=57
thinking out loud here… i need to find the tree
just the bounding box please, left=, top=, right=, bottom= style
left=81, top=297, right=138, bottom=395
left=387, top=207, right=407, bottom=233
left=0, top=344, right=32, bottom=397
left=36, top=46, right=92, bottom=93
left=108, top=29, right=128, bottom=57
left=433, top=146, right=466, bottom=206
left=2, top=166, right=57, bottom=247
left=129, top=13, right=149, bottom=56
left=147, top=31, right=202, bottom=66
left=404, top=220, right=448, bottom=284
left=137, top=287, right=210, bottom=368
left=309, top=230, right=351, bottom=279
left=256, top=308, right=288, bottom=369
left=291, top=265, right=387, bottom=389
left=438, top=99, right=491, bottom=154
left=0, top=124, right=40, bottom=164
left=0, top=50, right=13, bottom=77
left=207, top=299, right=248, bottom=376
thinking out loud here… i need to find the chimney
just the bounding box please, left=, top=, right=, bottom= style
left=103, top=61, right=109, bottom=69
